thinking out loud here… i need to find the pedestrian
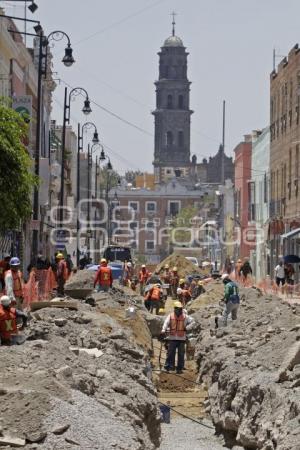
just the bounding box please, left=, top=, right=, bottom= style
left=145, top=283, right=162, bottom=314
left=161, top=301, right=193, bottom=374
left=235, top=259, right=242, bottom=280
left=216, top=273, right=240, bottom=327
left=56, top=253, right=68, bottom=297
left=0, top=295, right=28, bottom=345
left=65, top=254, right=74, bottom=279
left=274, top=260, right=286, bottom=287
left=139, top=264, right=149, bottom=295
left=94, top=258, right=113, bottom=292
left=123, top=261, right=134, bottom=287
left=4, top=257, right=24, bottom=310
left=285, top=263, right=295, bottom=285
left=240, top=259, right=252, bottom=285
left=0, top=254, right=10, bottom=291
left=223, top=256, right=233, bottom=275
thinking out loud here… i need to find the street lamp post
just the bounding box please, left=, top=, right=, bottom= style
left=2, top=14, right=75, bottom=257
left=59, top=87, right=91, bottom=228
left=76, top=122, right=99, bottom=266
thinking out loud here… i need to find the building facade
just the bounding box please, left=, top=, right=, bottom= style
left=269, top=44, right=300, bottom=271
left=152, top=24, right=193, bottom=184
left=233, top=135, right=256, bottom=260
left=250, top=128, right=270, bottom=280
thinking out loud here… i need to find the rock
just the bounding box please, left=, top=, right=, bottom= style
left=54, top=318, right=67, bottom=327
left=79, top=348, right=103, bottom=358
left=0, top=436, right=26, bottom=447
left=143, top=313, right=164, bottom=338
left=25, top=431, right=47, bottom=443
left=65, top=436, right=80, bottom=445
left=55, top=365, right=73, bottom=378
left=112, top=383, right=129, bottom=395
left=51, top=423, right=70, bottom=435
left=96, top=369, right=110, bottom=379
left=85, top=297, right=96, bottom=307
left=276, top=342, right=300, bottom=382
left=0, top=387, right=8, bottom=395
left=290, top=324, right=300, bottom=332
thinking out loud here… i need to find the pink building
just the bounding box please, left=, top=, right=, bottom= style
left=234, top=136, right=256, bottom=259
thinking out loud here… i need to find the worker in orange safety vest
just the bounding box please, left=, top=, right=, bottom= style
left=139, top=264, right=149, bottom=295
left=0, top=295, right=27, bottom=345
left=161, top=301, right=193, bottom=374
left=176, top=287, right=192, bottom=306
left=94, top=258, right=113, bottom=292
left=5, top=257, right=24, bottom=310
left=145, top=283, right=162, bottom=315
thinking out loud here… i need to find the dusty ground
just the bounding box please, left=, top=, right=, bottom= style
left=156, top=254, right=204, bottom=278
left=193, top=284, right=300, bottom=450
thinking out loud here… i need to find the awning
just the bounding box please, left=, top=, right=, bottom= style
left=281, top=227, right=300, bottom=240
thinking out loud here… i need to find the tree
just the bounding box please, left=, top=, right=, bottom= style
left=170, top=206, right=198, bottom=246
left=125, top=170, right=143, bottom=187
left=0, top=101, right=38, bottom=232
left=99, top=164, right=120, bottom=196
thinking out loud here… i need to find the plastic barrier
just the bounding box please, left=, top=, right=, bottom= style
left=23, top=267, right=57, bottom=309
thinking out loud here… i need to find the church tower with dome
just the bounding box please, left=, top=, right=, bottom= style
left=152, top=16, right=193, bottom=184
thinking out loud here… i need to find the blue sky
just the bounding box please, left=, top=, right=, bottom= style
left=4, top=0, right=300, bottom=173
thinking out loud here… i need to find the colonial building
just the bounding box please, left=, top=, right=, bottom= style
left=191, top=144, right=234, bottom=184
left=152, top=20, right=193, bottom=184
left=269, top=44, right=300, bottom=270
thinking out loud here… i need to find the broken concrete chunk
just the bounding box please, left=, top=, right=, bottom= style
left=51, top=423, right=70, bottom=435
left=25, top=431, right=47, bottom=443
left=277, top=342, right=300, bottom=382
left=0, top=436, right=26, bottom=447
left=54, top=318, right=67, bottom=327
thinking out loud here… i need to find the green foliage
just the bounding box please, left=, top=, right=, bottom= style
left=0, top=100, right=38, bottom=232
left=125, top=170, right=143, bottom=187
left=99, top=164, right=120, bottom=194
left=170, top=206, right=198, bottom=245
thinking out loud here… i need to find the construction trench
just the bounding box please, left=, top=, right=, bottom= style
left=1, top=265, right=300, bottom=449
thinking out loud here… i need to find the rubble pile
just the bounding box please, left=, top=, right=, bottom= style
left=155, top=254, right=204, bottom=278
left=194, top=285, right=300, bottom=450
left=0, top=290, right=161, bottom=450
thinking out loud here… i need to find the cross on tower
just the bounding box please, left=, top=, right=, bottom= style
left=171, top=11, right=177, bottom=36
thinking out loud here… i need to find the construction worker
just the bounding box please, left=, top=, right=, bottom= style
left=216, top=274, right=240, bottom=328
left=139, top=264, right=149, bottom=295
left=176, top=287, right=191, bottom=306
left=0, top=254, right=10, bottom=291
left=235, top=259, right=243, bottom=280
left=123, top=261, right=134, bottom=287
left=5, top=257, right=24, bottom=310
left=94, top=258, right=113, bottom=292
left=178, top=278, right=186, bottom=290
left=170, top=267, right=179, bottom=299
left=162, top=264, right=171, bottom=296
left=56, top=253, right=68, bottom=297
left=0, top=295, right=28, bottom=345
left=145, top=283, right=162, bottom=315
left=161, top=301, right=193, bottom=374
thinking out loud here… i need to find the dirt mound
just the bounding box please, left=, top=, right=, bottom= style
left=65, top=269, right=95, bottom=289
left=194, top=284, right=300, bottom=450
left=187, top=280, right=224, bottom=313
left=156, top=254, right=204, bottom=278
left=0, top=290, right=160, bottom=449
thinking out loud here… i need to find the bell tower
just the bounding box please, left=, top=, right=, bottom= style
left=152, top=15, right=193, bottom=184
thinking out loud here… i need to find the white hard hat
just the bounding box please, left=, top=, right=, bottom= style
left=0, top=295, right=11, bottom=307
left=221, top=273, right=229, bottom=281
left=127, top=262, right=132, bottom=267
left=177, top=288, right=182, bottom=294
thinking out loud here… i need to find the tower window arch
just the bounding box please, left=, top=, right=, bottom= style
left=178, top=95, right=184, bottom=109
left=166, top=131, right=173, bottom=147
left=178, top=131, right=184, bottom=147
left=167, top=94, right=173, bottom=109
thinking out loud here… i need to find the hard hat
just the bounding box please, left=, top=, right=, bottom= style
left=0, top=295, right=11, bottom=307
left=174, top=301, right=183, bottom=308
left=156, top=283, right=161, bottom=287
left=9, top=257, right=20, bottom=266
left=237, top=259, right=242, bottom=263
left=164, top=264, right=169, bottom=269
left=127, top=262, right=132, bottom=267
left=221, top=273, right=229, bottom=280
left=56, top=253, right=64, bottom=259
left=177, top=288, right=182, bottom=294
left=100, top=258, right=107, bottom=263
left=179, top=278, right=185, bottom=284
left=141, top=264, right=146, bottom=268
left=198, top=280, right=204, bottom=286
left=173, top=266, right=178, bottom=271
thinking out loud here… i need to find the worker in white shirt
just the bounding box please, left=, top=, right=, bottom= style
left=274, top=261, right=286, bottom=287
left=161, top=301, right=193, bottom=374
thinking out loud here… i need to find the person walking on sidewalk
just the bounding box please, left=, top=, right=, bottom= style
left=161, top=301, right=193, bottom=374
left=274, top=260, right=286, bottom=287
left=56, top=253, right=68, bottom=297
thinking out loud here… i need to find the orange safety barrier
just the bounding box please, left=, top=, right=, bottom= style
left=23, top=267, right=57, bottom=309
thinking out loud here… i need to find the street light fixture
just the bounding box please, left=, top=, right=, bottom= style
left=28, top=0, right=38, bottom=13
left=62, top=44, right=75, bottom=67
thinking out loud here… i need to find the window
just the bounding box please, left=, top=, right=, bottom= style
left=145, top=240, right=155, bottom=250
left=128, top=201, right=139, bottom=212
left=146, top=221, right=155, bottom=229
left=146, top=201, right=156, bottom=212
left=295, top=145, right=299, bottom=197
left=167, top=94, right=173, bottom=109
left=156, top=91, right=161, bottom=108
left=264, top=173, right=268, bottom=203
left=178, top=95, right=184, bottom=109
left=248, top=181, right=256, bottom=221
left=129, top=221, right=138, bottom=230
left=178, top=131, right=184, bottom=147
left=168, top=201, right=181, bottom=216
left=166, top=131, right=173, bottom=147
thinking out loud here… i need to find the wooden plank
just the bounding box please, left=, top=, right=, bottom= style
left=30, top=301, right=78, bottom=312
